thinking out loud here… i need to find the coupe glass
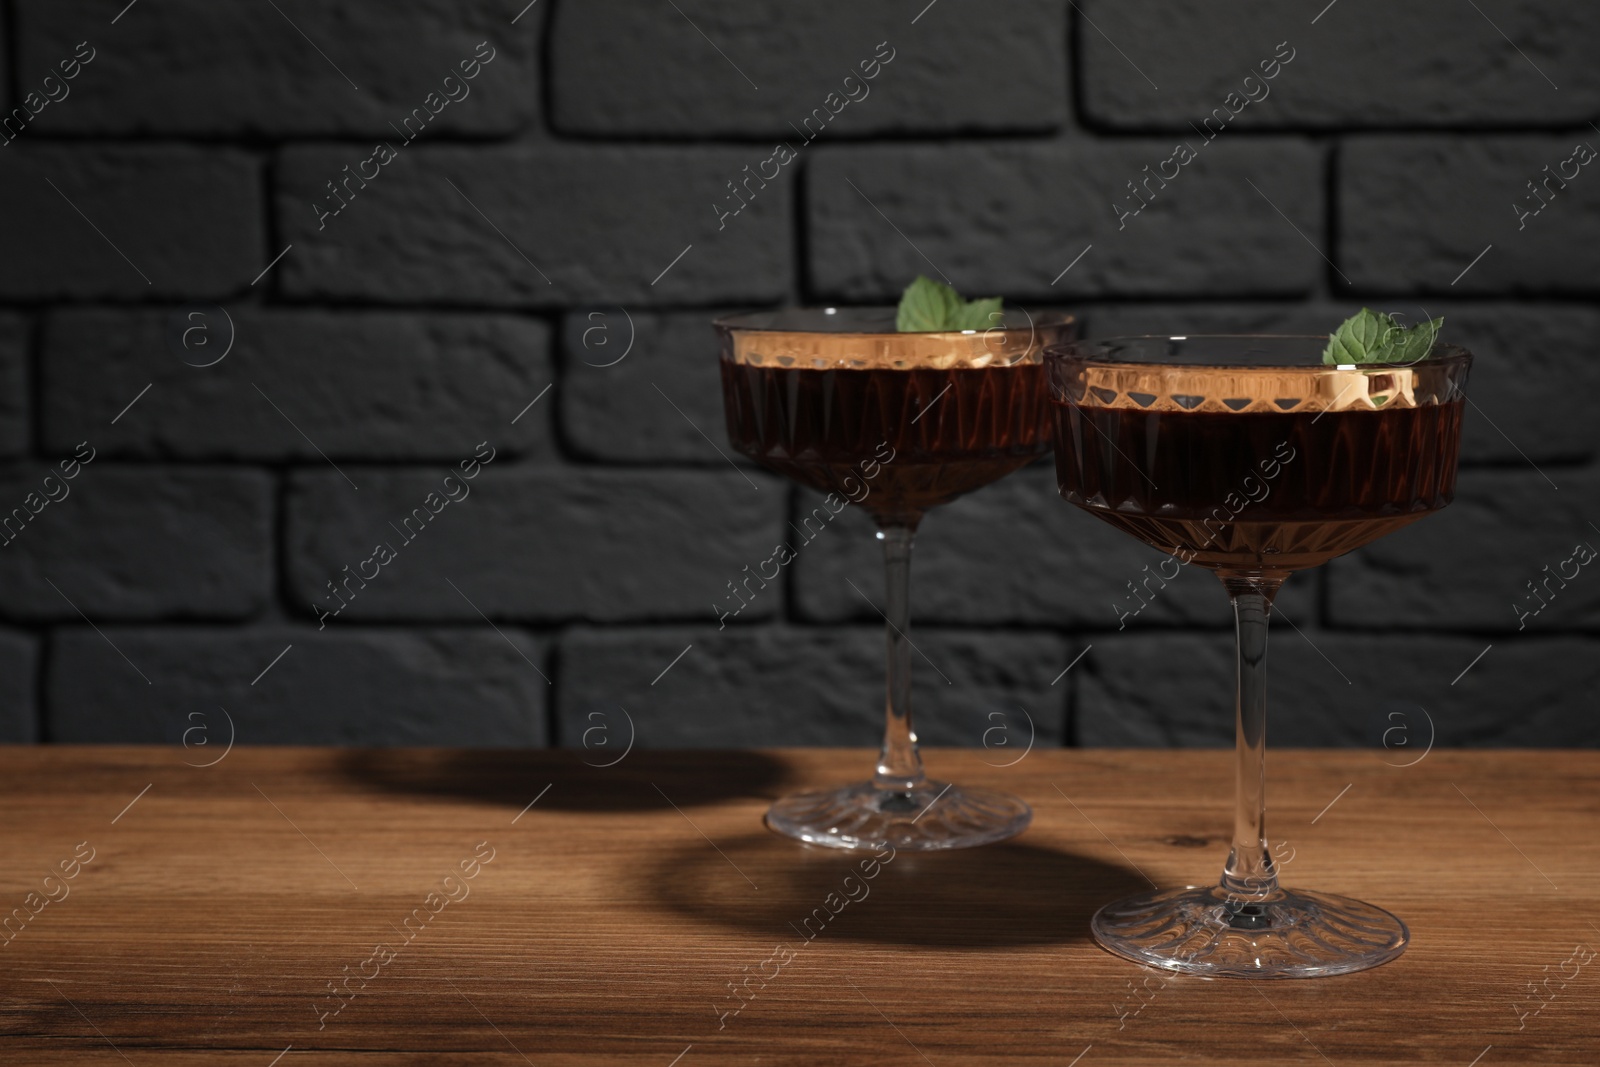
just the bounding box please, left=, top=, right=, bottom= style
left=1047, top=335, right=1470, bottom=977
left=716, top=307, right=1078, bottom=850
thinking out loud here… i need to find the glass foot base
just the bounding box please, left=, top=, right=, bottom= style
left=1091, top=885, right=1408, bottom=978
left=764, top=780, right=1031, bottom=851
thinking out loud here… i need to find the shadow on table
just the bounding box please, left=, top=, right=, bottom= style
left=334, top=749, right=794, bottom=812
left=645, top=832, right=1148, bottom=948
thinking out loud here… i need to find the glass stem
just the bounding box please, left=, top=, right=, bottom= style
left=1218, top=571, right=1288, bottom=905
left=874, top=524, right=925, bottom=792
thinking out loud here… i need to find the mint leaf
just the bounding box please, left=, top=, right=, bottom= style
left=895, top=276, right=1005, bottom=331
left=951, top=296, right=1003, bottom=331
left=1324, top=307, right=1389, bottom=364
left=1322, top=308, right=1444, bottom=365
left=1387, top=316, right=1444, bottom=363
left=896, top=276, right=961, bottom=331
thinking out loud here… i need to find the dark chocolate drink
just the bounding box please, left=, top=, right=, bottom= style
left=714, top=308, right=1077, bottom=852
left=723, top=361, right=1050, bottom=525
left=1047, top=335, right=1472, bottom=980
left=1052, top=381, right=1466, bottom=571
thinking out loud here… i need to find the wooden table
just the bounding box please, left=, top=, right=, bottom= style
left=0, top=747, right=1594, bottom=1065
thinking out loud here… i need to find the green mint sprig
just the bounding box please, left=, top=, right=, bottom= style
left=1323, top=308, right=1444, bottom=365
left=895, top=276, right=1003, bottom=332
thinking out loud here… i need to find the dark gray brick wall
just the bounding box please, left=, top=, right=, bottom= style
left=14, top=1, right=539, bottom=137
left=0, top=465, right=271, bottom=621
left=42, top=309, right=554, bottom=460
left=0, top=0, right=1591, bottom=749
left=1078, top=632, right=1600, bottom=748
left=549, top=0, right=1067, bottom=137
left=47, top=627, right=547, bottom=745
left=277, top=145, right=792, bottom=307
left=560, top=310, right=739, bottom=465
left=0, top=315, right=29, bottom=458
left=1078, top=1, right=1600, bottom=128
left=808, top=140, right=1323, bottom=300
left=557, top=626, right=1065, bottom=749
left=1339, top=135, right=1600, bottom=294
left=284, top=467, right=786, bottom=623
left=1328, top=468, right=1600, bottom=632
left=0, top=145, right=262, bottom=299
left=0, top=14, right=9, bottom=127
left=0, top=631, right=38, bottom=742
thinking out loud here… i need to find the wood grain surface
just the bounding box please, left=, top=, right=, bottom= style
left=0, top=746, right=1594, bottom=1065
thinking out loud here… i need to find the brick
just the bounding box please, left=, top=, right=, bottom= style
left=557, top=625, right=1065, bottom=748
left=1328, top=468, right=1600, bottom=633
left=1080, top=302, right=1600, bottom=464
left=1424, top=305, right=1600, bottom=465
left=807, top=140, right=1322, bottom=301
left=0, top=466, right=271, bottom=621
left=0, top=631, right=38, bottom=742
left=41, top=309, right=554, bottom=461
left=13, top=1, right=536, bottom=137
left=549, top=0, right=1064, bottom=137
left=1077, top=631, right=1600, bottom=747
left=1079, top=1, right=1600, bottom=129
left=0, top=316, right=30, bottom=458
left=0, top=145, right=262, bottom=299
left=47, top=627, right=547, bottom=745
left=278, top=145, right=791, bottom=307
left=285, top=466, right=786, bottom=623
left=561, top=310, right=747, bottom=464
left=1338, top=134, right=1600, bottom=294
left=790, top=471, right=1316, bottom=628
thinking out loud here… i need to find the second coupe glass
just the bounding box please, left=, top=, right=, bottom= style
left=1047, top=335, right=1470, bottom=977
left=717, top=307, right=1077, bottom=850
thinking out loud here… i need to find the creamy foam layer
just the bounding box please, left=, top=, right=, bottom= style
left=1049, top=340, right=1471, bottom=415
left=716, top=308, right=1078, bottom=371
